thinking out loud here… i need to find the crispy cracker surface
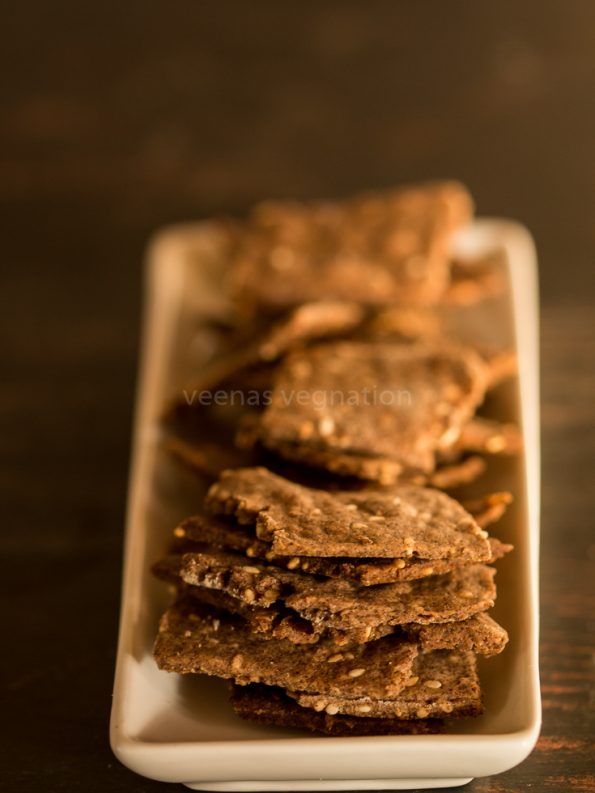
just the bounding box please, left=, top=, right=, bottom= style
left=206, top=467, right=491, bottom=559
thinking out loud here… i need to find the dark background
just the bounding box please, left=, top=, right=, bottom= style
left=1, top=1, right=594, bottom=791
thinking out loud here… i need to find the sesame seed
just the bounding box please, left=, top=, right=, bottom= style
left=345, top=504, right=357, bottom=511
left=246, top=547, right=256, bottom=557
left=313, top=700, right=326, bottom=712
left=242, top=566, right=261, bottom=574
left=404, top=676, right=419, bottom=687
left=350, top=522, right=368, bottom=531
left=368, top=515, right=386, bottom=522
left=327, top=653, right=344, bottom=663
left=425, top=679, right=442, bottom=689
left=173, top=526, right=186, bottom=538
left=244, top=588, right=256, bottom=603
left=286, top=557, right=301, bottom=570
left=318, top=417, right=335, bottom=437
left=325, top=704, right=339, bottom=715
left=357, top=705, right=372, bottom=713
left=440, top=426, right=460, bottom=447
left=231, top=654, right=243, bottom=672
left=416, top=707, right=429, bottom=718
left=393, top=559, right=406, bottom=569
left=347, top=668, right=366, bottom=678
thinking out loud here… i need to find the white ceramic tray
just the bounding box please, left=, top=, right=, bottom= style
left=110, top=219, right=541, bottom=789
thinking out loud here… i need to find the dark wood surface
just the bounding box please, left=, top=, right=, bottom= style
left=1, top=2, right=594, bottom=790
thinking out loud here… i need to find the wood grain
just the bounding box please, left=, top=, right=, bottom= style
left=1, top=1, right=594, bottom=791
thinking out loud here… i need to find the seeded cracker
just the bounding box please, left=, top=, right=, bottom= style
left=205, top=467, right=491, bottom=559
left=179, top=548, right=496, bottom=630
left=156, top=555, right=507, bottom=652
left=174, top=494, right=511, bottom=585
left=230, top=684, right=444, bottom=735
left=404, top=612, right=508, bottom=657
left=230, top=182, right=473, bottom=313
left=289, top=650, right=482, bottom=719
left=154, top=599, right=418, bottom=697
left=258, top=341, right=488, bottom=479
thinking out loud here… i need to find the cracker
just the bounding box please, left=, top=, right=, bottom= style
left=154, top=598, right=418, bottom=698
left=205, top=467, right=491, bottom=560
left=289, top=650, right=482, bottom=719
left=361, top=306, right=443, bottom=342
left=230, top=684, right=444, bottom=735
left=428, top=455, right=487, bottom=490
left=155, top=553, right=393, bottom=644
left=258, top=341, right=488, bottom=478
left=455, top=417, right=523, bottom=456
left=256, top=536, right=509, bottom=587
left=155, top=557, right=504, bottom=651
left=175, top=485, right=509, bottom=578
left=179, top=549, right=497, bottom=632
left=230, top=182, right=473, bottom=312
left=405, top=612, right=508, bottom=657
left=166, top=436, right=256, bottom=481
left=255, top=301, right=366, bottom=361
left=173, top=513, right=510, bottom=585
left=463, top=492, right=513, bottom=530
left=446, top=252, right=506, bottom=305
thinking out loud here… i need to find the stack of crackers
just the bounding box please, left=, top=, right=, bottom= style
left=153, top=182, right=518, bottom=736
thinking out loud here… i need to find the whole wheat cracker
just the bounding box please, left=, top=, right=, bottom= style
left=155, top=556, right=507, bottom=652
left=174, top=490, right=511, bottom=585
left=179, top=548, right=497, bottom=632
left=230, top=684, right=445, bottom=735
left=205, top=467, right=491, bottom=560
left=404, top=612, right=508, bottom=657
left=229, top=182, right=473, bottom=313
left=257, top=341, right=488, bottom=479
left=154, top=598, right=418, bottom=697
left=153, top=556, right=394, bottom=645
left=289, top=650, right=482, bottom=719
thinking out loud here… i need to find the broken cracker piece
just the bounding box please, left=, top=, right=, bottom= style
left=154, top=598, right=418, bottom=698
left=289, top=650, right=482, bottom=719
left=230, top=684, right=444, bottom=735
left=230, top=182, right=473, bottom=313
left=258, top=341, right=488, bottom=479
left=206, top=467, right=491, bottom=560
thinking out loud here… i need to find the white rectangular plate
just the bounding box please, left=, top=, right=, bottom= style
left=110, top=219, right=541, bottom=789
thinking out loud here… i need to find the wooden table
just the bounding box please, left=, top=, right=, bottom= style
left=1, top=2, right=593, bottom=790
